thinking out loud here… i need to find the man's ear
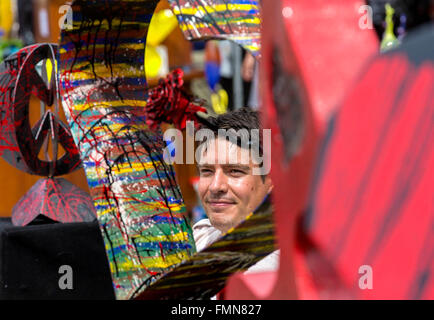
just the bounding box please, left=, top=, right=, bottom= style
left=265, top=175, right=273, bottom=194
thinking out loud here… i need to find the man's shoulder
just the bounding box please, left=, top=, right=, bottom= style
left=193, top=219, right=222, bottom=252
left=193, top=219, right=280, bottom=273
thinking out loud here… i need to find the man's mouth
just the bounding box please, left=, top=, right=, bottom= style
left=206, top=200, right=236, bottom=209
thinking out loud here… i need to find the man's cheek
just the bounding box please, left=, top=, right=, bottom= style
left=197, top=183, right=207, bottom=201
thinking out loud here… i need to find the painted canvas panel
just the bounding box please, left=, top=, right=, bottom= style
left=58, top=0, right=197, bottom=300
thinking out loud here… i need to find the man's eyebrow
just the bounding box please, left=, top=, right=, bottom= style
left=222, top=164, right=250, bottom=170
left=197, top=164, right=214, bottom=168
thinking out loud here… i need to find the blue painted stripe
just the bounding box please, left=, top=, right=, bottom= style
left=106, top=241, right=193, bottom=256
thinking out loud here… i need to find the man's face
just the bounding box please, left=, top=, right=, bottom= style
left=197, top=137, right=272, bottom=233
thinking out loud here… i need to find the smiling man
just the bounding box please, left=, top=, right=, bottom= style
left=197, top=136, right=271, bottom=234
left=193, top=107, right=278, bottom=275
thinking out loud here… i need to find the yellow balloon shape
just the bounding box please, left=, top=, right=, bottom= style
left=145, top=45, right=162, bottom=79
left=147, top=9, right=178, bottom=47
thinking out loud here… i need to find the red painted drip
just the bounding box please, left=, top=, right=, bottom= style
left=159, top=242, right=165, bottom=262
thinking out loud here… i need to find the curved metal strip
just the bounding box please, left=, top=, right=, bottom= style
left=167, top=0, right=261, bottom=55
left=58, top=0, right=196, bottom=300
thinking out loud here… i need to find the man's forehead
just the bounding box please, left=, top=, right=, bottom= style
left=197, top=163, right=251, bottom=170
left=198, top=137, right=254, bottom=164
left=206, top=137, right=241, bottom=150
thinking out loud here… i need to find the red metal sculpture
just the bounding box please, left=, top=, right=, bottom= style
left=226, top=0, right=379, bottom=299
left=0, top=43, right=95, bottom=226
left=227, top=0, right=433, bottom=300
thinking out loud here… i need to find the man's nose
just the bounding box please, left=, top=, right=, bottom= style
left=209, top=169, right=228, bottom=194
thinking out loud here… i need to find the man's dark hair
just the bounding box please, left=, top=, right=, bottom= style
left=197, top=107, right=267, bottom=179
left=200, top=107, right=261, bottom=132
left=198, top=107, right=263, bottom=155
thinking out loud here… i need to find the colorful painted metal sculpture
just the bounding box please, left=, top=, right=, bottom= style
left=136, top=195, right=275, bottom=299
left=58, top=0, right=277, bottom=300
left=58, top=0, right=199, bottom=300
left=167, top=0, right=261, bottom=55
left=0, top=43, right=95, bottom=226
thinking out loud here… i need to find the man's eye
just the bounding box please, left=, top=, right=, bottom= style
left=229, top=169, right=245, bottom=176
left=199, top=169, right=213, bottom=176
